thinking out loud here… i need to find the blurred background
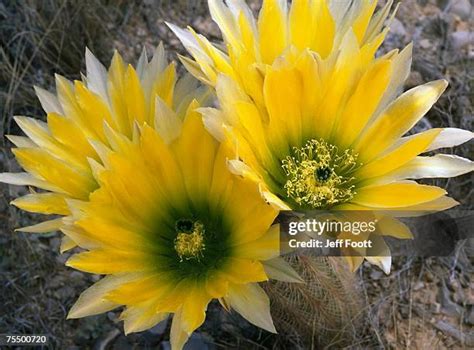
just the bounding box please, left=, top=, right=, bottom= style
left=0, top=0, right=472, bottom=348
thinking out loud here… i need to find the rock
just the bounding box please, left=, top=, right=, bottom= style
left=430, top=302, right=441, bottom=314
left=390, top=18, right=408, bottom=38
left=406, top=71, right=424, bottom=88
left=419, top=39, right=432, bottom=49
left=112, top=335, right=134, bottom=350
left=148, top=317, right=169, bottom=335
left=449, top=31, right=474, bottom=50
left=438, top=280, right=463, bottom=317
left=159, top=334, right=212, bottom=350
left=465, top=306, right=474, bottom=326
left=93, top=328, right=120, bottom=350
left=160, top=341, right=172, bottom=350
left=70, top=271, right=84, bottom=282
left=413, top=281, right=424, bottom=291
left=183, top=333, right=210, bottom=350
left=370, top=269, right=383, bottom=280
left=106, top=311, right=118, bottom=322
left=449, top=0, right=472, bottom=21
left=55, top=253, right=68, bottom=264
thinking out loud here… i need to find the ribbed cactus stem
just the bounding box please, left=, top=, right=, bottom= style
left=263, top=254, right=364, bottom=348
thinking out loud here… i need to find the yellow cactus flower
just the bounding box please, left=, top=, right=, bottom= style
left=65, top=113, right=300, bottom=349
left=168, top=0, right=397, bottom=102
left=171, top=0, right=474, bottom=272
left=0, top=45, right=209, bottom=251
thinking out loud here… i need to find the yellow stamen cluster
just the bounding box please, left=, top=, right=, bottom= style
left=282, top=139, right=359, bottom=208
left=174, top=221, right=206, bottom=261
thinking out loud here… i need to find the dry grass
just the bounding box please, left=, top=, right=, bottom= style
left=0, top=0, right=131, bottom=129
left=0, top=0, right=131, bottom=347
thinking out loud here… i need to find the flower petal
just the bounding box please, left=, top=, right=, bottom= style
left=355, top=79, right=448, bottom=162
left=234, top=224, right=280, bottom=260
left=425, top=128, right=474, bottom=151
left=356, top=128, right=441, bottom=180
left=263, top=257, right=304, bottom=283
left=170, top=307, right=191, bottom=350
left=67, top=274, right=142, bottom=319
left=353, top=182, right=446, bottom=208
left=34, top=86, right=64, bottom=114
left=226, top=283, right=276, bottom=333
left=376, top=216, right=413, bottom=239
left=223, top=258, right=268, bottom=284
left=85, top=47, right=110, bottom=107
left=385, top=154, right=474, bottom=180
left=11, top=193, right=70, bottom=215
left=0, top=172, right=62, bottom=192
left=66, top=249, right=148, bottom=274
left=258, top=0, right=288, bottom=64
left=16, top=218, right=64, bottom=233
left=60, top=235, right=76, bottom=253
left=122, top=300, right=168, bottom=335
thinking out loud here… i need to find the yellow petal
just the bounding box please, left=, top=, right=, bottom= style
left=355, top=80, right=448, bottom=161
left=263, top=257, right=303, bottom=283
left=170, top=307, right=191, bottom=350
left=74, top=81, right=114, bottom=143
left=208, top=141, right=234, bottom=212
left=125, top=64, right=147, bottom=125
left=378, top=195, right=459, bottom=217
left=122, top=301, right=168, bottom=334
left=208, top=0, right=239, bottom=48
left=258, top=0, right=287, bottom=64
left=356, top=128, right=441, bottom=180
left=376, top=215, right=413, bottom=239
left=226, top=283, right=276, bottom=333
left=66, top=249, right=148, bottom=274
left=311, top=0, right=335, bottom=57
left=386, top=154, right=474, bottom=181
left=139, top=125, right=186, bottom=206
left=366, top=236, right=392, bottom=274
left=352, top=0, right=377, bottom=44
left=60, top=235, right=76, bottom=253
left=225, top=178, right=278, bottom=245
left=180, top=282, right=210, bottom=334
left=75, top=215, right=149, bottom=251
left=47, top=113, right=96, bottom=160
left=11, top=193, right=70, bottom=215
left=289, top=0, right=314, bottom=51
left=13, top=148, right=96, bottom=199
left=67, top=274, right=141, bottom=319
left=318, top=30, right=360, bottom=140
left=345, top=255, right=365, bottom=272
left=205, top=271, right=229, bottom=298
left=334, top=59, right=392, bottom=148
left=34, top=86, right=63, bottom=114
left=16, top=217, right=63, bottom=233
left=108, top=51, right=132, bottom=136
left=106, top=274, right=169, bottom=305
left=353, top=182, right=446, bottom=208
left=173, top=110, right=218, bottom=204
left=264, top=65, right=302, bottom=148
left=223, top=258, right=268, bottom=284
left=0, top=172, right=61, bottom=192
left=233, top=224, right=280, bottom=261
left=15, top=116, right=89, bottom=170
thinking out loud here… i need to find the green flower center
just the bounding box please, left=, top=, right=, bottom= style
left=281, top=139, right=359, bottom=209
left=149, top=204, right=233, bottom=281
left=174, top=220, right=206, bottom=261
